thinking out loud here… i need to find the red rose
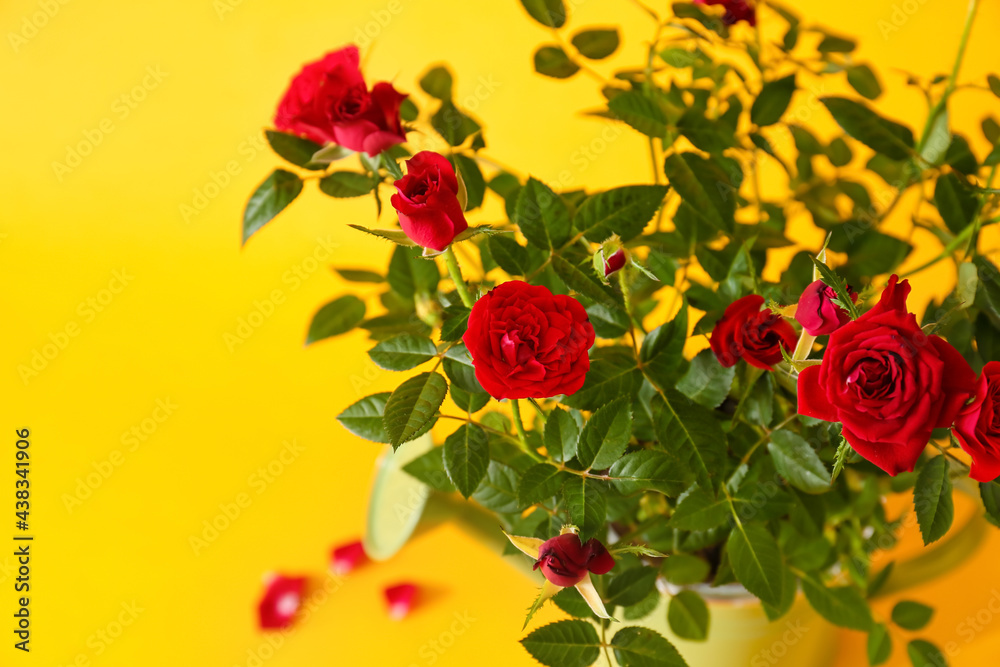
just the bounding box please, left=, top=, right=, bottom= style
left=274, top=46, right=407, bottom=156
left=795, top=280, right=858, bottom=336
left=391, top=151, right=469, bottom=251
left=798, top=275, right=977, bottom=476
left=533, top=534, right=615, bottom=587
left=463, top=281, right=595, bottom=400
left=257, top=574, right=306, bottom=630
left=695, top=0, right=756, bottom=25
left=954, top=362, right=1000, bottom=482
left=710, top=295, right=797, bottom=369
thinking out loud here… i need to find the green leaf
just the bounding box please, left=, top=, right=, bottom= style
left=545, top=407, right=580, bottom=463
left=980, top=479, right=1000, bottom=526
left=826, top=137, right=853, bottom=167
left=571, top=28, right=620, bottom=59
left=818, top=33, right=856, bottom=53
left=334, top=268, right=384, bottom=283
left=574, top=185, right=669, bottom=243
left=431, top=100, right=481, bottom=147
left=892, top=600, right=934, bottom=631
left=726, top=523, right=785, bottom=608
left=608, top=90, right=668, bottom=139
left=520, top=620, right=600, bottom=667
left=907, top=640, right=948, bottom=667
left=663, top=554, right=710, bottom=585
left=820, top=97, right=914, bottom=160
left=518, top=0, right=567, bottom=28
left=847, top=64, right=883, bottom=100
left=519, top=463, right=570, bottom=506
left=669, top=487, right=730, bottom=530
left=242, top=169, right=303, bottom=245
left=563, top=477, right=607, bottom=541
left=934, top=172, right=977, bottom=235
left=348, top=224, right=415, bottom=247
left=767, top=429, right=831, bottom=494
left=609, top=451, right=686, bottom=497
left=443, top=344, right=486, bottom=394
left=652, top=389, right=727, bottom=491
left=265, top=130, right=324, bottom=169
left=551, top=254, right=622, bottom=311
left=449, top=384, right=489, bottom=414
left=577, top=396, right=633, bottom=470
left=451, top=154, right=486, bottom=210
left=383, top=372, right=448, bottom=449
left=668, top=590, right=709, bottom=641
left=305, top=296, right=366, bottom=345
left=800, top=576, right=872, bottom=631
left=751, top=74, right=796, bottom=127
left=534, top=45, right=580, bottom=79
left=563, top=347, right=642, bottom=411
left=675, top=349, right=735, bottom=409
left=914, top=455, right=954, bottom=545
left=402, top=446, right=455, bottom=492
left=662, top=153, right=737, bottom=233
left=441, top=305, right=471, bottom=342
left=319, top=171, right=374, bottom=198
left=488, top=234, right=532, bottom=275
left=867, top=624, right=892, bottom=666
left=552, top=587, right=595, bottom=619
left=989, top=74, right=1000, bottom=99
left=831, top=436, right=852, bottom=483
left=368, top=334, right=438, bottom=371
left=606, top=567, right=659, bottom=607
left=611, top=627, right=689, bottom=667
left=640, top=304, right=688, bottom=383
left=336, top=393, right=391, bottom=443
left=388, top=245, right=440, bottom=299
left=516, top=177, right=572, bottom=249
left=419, top=66, right=453, bottom=100
left=678, top=109, right=734, bottom=153
left=443, top=423, right=490, bottom=498
left=472, top=461, right=521, bottom=513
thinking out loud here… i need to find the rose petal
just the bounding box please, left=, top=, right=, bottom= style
left=384, top=583, right=419, bottom=620
left=330, top=540, right=367, bottom=575
left=257, top=574, right=307, bottom=630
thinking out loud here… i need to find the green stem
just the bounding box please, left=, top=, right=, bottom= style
left=443, top=246, right=476, bottom=308
left=964, top=164, right=998, bottom=259
left=916, top=0, right=979, bottom=151
left=900, top=215, right=1000, bottom=277
left=511, top=399, right=530, bottom=449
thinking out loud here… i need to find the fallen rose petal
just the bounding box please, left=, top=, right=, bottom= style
left=330, top=540, right=367, bottom=575
left=384, top=582, right=419, bottom=620
left=258, top=574, right=307, bottom=630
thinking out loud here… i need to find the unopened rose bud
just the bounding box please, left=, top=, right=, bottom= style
left=604, top=248, right=627, bottom=277
left=795, top=280, right=858, bottom=336
left=533, top=534, right=615, bottom=587
left=257, top=574, right=307, bottom=630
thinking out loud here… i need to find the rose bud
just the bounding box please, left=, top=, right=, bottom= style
left=954, top=362, right=1000, bottom=482
left=603, top=248, right=627, bottom=276
left=795, top=280, right=858, bottom=336
left=274, top=45, right=407, bottom=156
left=390, top=151, right=469, bottom=252
left=694, top=0, right=756, bottom=25
left=384, top=582, right=419, bottom=620
left=533, top=534, right=615, bottom=587
left=330, top=540, right=367, bottom=575
left=257, top=574, right=307, bottom=630
left=710, top=295, right=797, bottom=369
left=463, top=281, right=596, bottom=400
left=798, top=275, right=978, bottom=475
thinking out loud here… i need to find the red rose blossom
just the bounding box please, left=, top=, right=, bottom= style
left=795, top=280, right=858, bottom=336
left=274, top=46, right=407, bottom=156
left=463, top=281, right=596, bottom=400
left=710, top=294, right=797, bottom=369
left=257, top=574, right=307, bottom=630
left=695, top=0, right=756, bottom=25
left=391, top=151, right=468, bottom=251
left=534, top=534, right=615, bottom=587
left=798, top=275, right=978, bottom=476
left=954, top=362, right=1000, bottom=482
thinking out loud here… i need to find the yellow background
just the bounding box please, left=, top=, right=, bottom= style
left=2, top=0, right=1000, bottom=665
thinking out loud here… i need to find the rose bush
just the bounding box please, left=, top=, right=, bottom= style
left=242, top=1, right=1000, bottom=665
